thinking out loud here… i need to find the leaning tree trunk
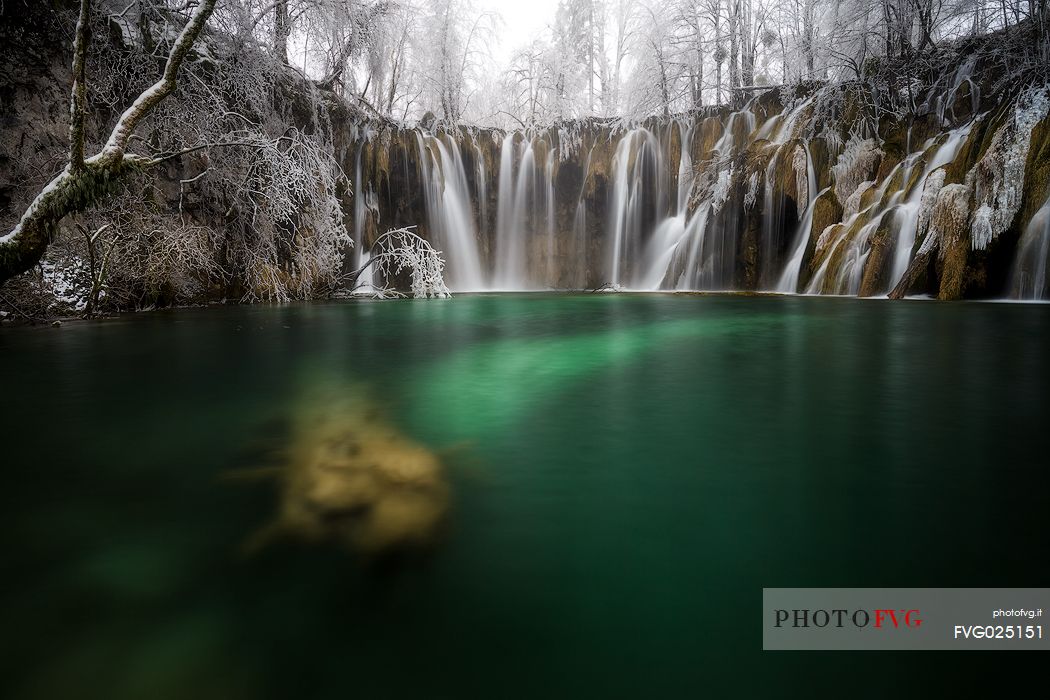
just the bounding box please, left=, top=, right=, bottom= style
left=0, top=156, right=142, bottom=281
left=0, top=0, right=217, bottom=285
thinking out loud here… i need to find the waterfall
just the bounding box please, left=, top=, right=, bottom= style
left=415, top=132, right=485, bottom=291
left=634, top=215, right=681, bottom=289
left=544, top=143, right=556, bottom=286
left=806, top=119, right=975, bottom=296
left=606, top=131, right=638, bottom=287
left=839, top=215, right=885, bottom=295
left=473, top=137, right=487, bottom=244
left=492, top=134, right=539, bottom=289
left=775, top=143, right=820, bottom=293
left=756, top=95, right=813, bottom=145
left=642, top=112, right=761, bottom=292
left=776, top=187, right=824, bottom=294
left=571, top=146, right=593, bottom=289
left=887, top=123, right=974, bottom=289
left=493, top=135, right=519, bottom=288
left=508, top=139, right=534, bottom=287
left=758, top=152, right=783, bottom=286
left=711, top=108, right=756, bottom=155
left=936, top=55, right=980, bottom=125
left=370, top=81, right=1028, bottom=300
left=676, top=121, right=695, bottom=213
left=356, top=250, right=375, bottom=293
left=352, top=144, right=367, bottom=267
left=632, top=121, right=695, bottom=290
left=350, top=143, right=381, bottom=292
left=607, top=128, right=666, bottom=287
left=1011, top=194, right=1050, bottom=299
left=486, top=133, right=563, bottom=289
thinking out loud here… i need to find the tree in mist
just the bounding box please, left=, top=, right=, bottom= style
left=490, top=0, right=1049, bottom=121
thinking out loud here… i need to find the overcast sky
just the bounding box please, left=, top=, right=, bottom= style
left=476, top=0, right=561, bottom=67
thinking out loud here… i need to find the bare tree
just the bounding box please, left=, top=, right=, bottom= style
left=0, top=0, right=218, bottom=284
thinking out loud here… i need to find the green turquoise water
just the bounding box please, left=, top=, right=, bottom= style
left=1, top=294, right=1048, bottom=697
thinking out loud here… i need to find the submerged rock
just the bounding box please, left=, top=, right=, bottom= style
left=238, top=390, right=450, bottom=558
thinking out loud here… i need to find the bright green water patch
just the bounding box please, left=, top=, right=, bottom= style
left=411, top=314, right=790, bottom=438
left=0, top=294, right=1047, bottom=698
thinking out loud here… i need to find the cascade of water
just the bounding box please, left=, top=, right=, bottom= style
left=776, top=186, right=822, bottom=294
left=806, top=118, right=975, bottom=296
left=674, top=205, right=711, bottom=290
left=490, top=134, right=561, bottom=289
left=676, top=121, right=695, bottom=213
left=638, top=214, right=687, bottom=290
left=1011, top=194, right=1050, bottom=299
left=756, top=95, right=814, bottom=144
left=356, top=249, right=375, bottom=293
left=572, top=200, right=587, bottom=287
left=635, top=121, right=696, bottom=289
left=493, top=134, right=518, bottom=288
left=805, top=163, right=904, bottom=294
left=711, top=109, right=754, bottom=155
left=937, top=55, right=980, bottom=125
left=492, top=134, right=537, bottom=289
left=886, top=123, right=974, bottom=288
left=641, top=109, right=767, bottom=292
left=545, top=143, right=556, bottom=286
left=473, top=138, right=487, bottom=242
left=401, top=91, right=986, bottom=298
left=571, top=146, right=593, bottom=289
left=506, top=139, right=535, bottom=287
left=352, top=144, right=368, bottom=268
left=758, top=150, right=784, bottom=285
left=665, top=114, right=741, bottom=292
left=775, top=142, right=820, bottom=292
left=606, top=134, right=635, bottom=287
left=415, top=132, right=486, bottom=291
left=839, top=215, right=887, bottom=295
left=606, top=128, right=665, bottom=287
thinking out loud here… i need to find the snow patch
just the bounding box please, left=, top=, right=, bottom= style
left=792, top=145, right=808, bottom=214
left=915, top=168, right=947, bottom=243
left=40, top=256, right=90, bottom=313
left=966, top=86, right=1050, bottom=250
left=831, top=135, right=882, bottom=205
left=744, top=171, right=759, bottom=210
left=711, top=166, right=734, bottom=214
left=930, top=184, right=973, bottom=252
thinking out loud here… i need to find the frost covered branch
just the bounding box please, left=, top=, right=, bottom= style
left=69, top=0, right=91, bottom=169
left=352, top=227, right=450, bottom=299
left=0, top=0, right=218, bottom=284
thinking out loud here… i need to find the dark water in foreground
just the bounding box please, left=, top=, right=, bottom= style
left=1, top=294, right=1048, bottom=698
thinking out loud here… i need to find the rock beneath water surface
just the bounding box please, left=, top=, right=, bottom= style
left=237, top=389, right=450, bottom=559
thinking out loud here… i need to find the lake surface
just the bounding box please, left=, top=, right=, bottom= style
left=1, top=294, right=1048, bottom=697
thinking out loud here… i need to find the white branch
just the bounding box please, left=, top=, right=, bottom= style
left=102, top=0, right=218, bottom=161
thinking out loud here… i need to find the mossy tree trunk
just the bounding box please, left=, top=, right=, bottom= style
left=0, top=0, right=218, bottom=285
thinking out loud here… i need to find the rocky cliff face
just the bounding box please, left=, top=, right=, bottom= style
left=343, top=44, right=1050, bottom=299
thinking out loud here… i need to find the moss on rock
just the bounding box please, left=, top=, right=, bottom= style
left=859, top=212, right=900, bottom=296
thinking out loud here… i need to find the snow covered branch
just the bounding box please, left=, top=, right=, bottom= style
left=101, top=0, right=219, bottom=161
left=0, top=0, right=218, bottom=284
left=69, top=0, right=91, bottom=170
left=352, top=227, right=451, bottom=299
